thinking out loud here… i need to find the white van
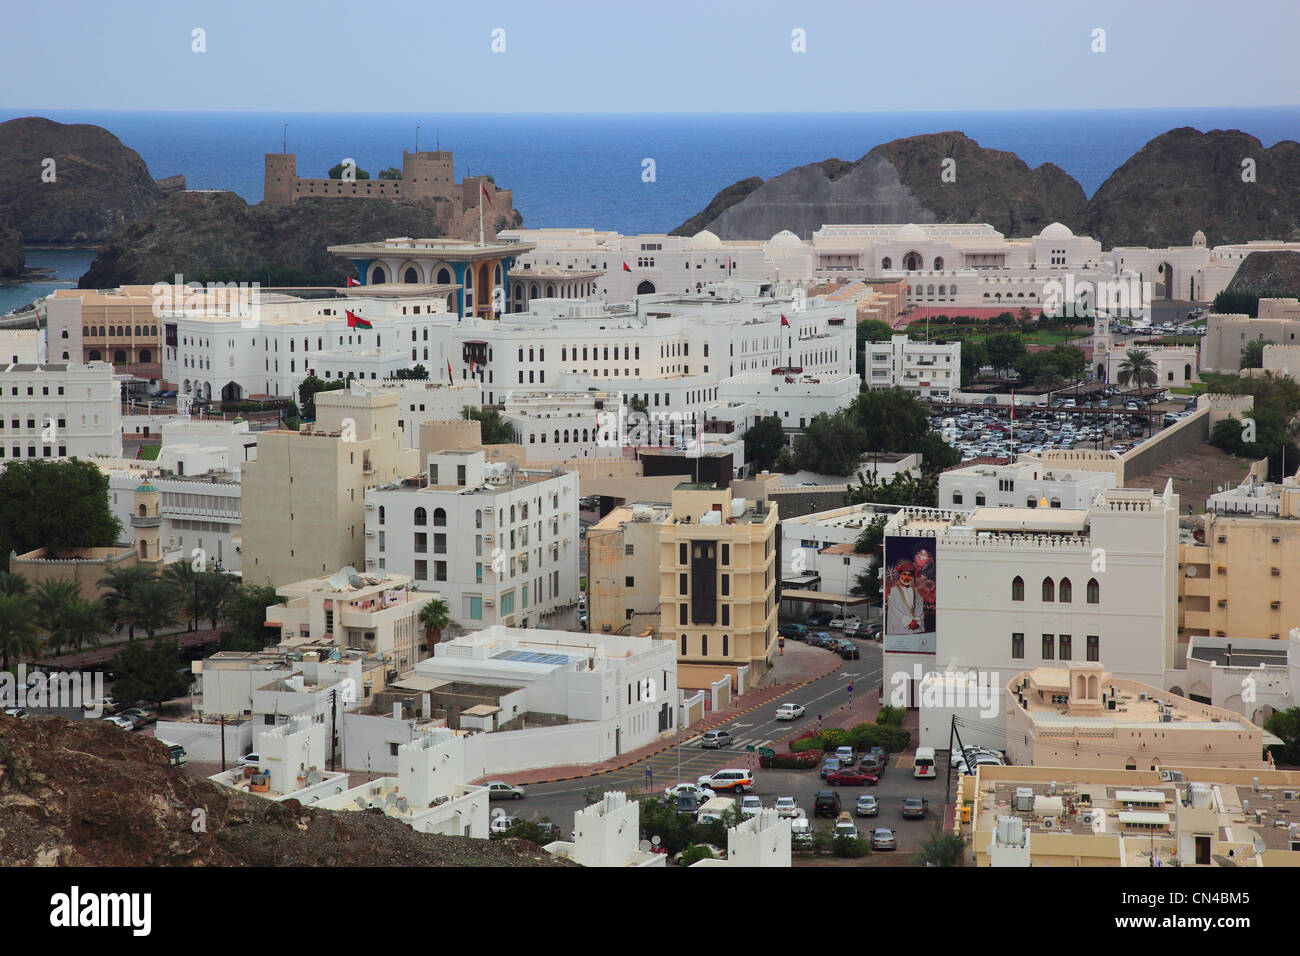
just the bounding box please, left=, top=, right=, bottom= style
left=696, top=796, right=737, bottom=825
left=913, top=747, right=936, bottom=779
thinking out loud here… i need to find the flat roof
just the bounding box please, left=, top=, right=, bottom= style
left=967, top=507, right=1089, bottom=533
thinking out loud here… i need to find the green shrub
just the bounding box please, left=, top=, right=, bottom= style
left=790, top=736, right=824, bottom=753
left=832, top=835, right=872, bottom=858
left=818, top=727, right=849, bottom=750
left=678, top=844, right=717, bottom=867
left=876, top=705, right=906, bottom=727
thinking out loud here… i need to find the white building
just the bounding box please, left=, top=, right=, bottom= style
left=365, top=450, right=580, bottom=630
left=0, top=361, right=122, bottom=461
left=865, top=335, right=960, bottom=400
left=414, top=625, right=678, bottom=772
left=718, top=369, right=860, bottom=433
left=0, top=329, right=43, bottom=365
left=689, top=808, right=792, bottom=868
left=544, top=790, right=666, bottom=867
left=938, top=458, right=1117, bottom=511
left=781, top=502, right=890, bottom=605
left=1184, top=633, right=1299, bottom=728
left=208, top=716, right=350, bottom=804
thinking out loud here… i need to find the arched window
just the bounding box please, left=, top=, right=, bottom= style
left=1087, top=578, right=1100, bottom=604
left=1059, top=578, right=1072, bottom=603
left=1042, top=577, right=1055, bottom=602
left=722, top=634, right=729, bottom=657
left=701, top=634, right=708, bottom=656
left=681, top=634, right=687, bottom=655
left=403, top=267, right=420, bottom=284
left=437, top=267, right=452, bottom=285
left=1011, top=576, right=1024, bottom=602
left=933, top=256, right=944, bottom=270
left=975, top=493, right=986, bottom=506
left=60, top=330, right=68, bottom=339
left=475, top=509, right=482, bottom=529
left=881, top=256, right=892, bottom=270
left=509, top=505, right=515, bottom=522
left=433, top=507, right=446, bottom=526
left=563, top=429, right=570, bottom=443
left=413, top=507, right=427, bottom=526
left=378, top=506, right=385, bottom=525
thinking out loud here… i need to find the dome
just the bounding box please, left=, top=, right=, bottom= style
left=895, top=223, right=926, bottom=241
left=135, top=481, right=157, bottom=494
left=689, top=229, right=722, bottom=250
left=769, top=229, right=801, bottom=247
left=1193, top=229, right=1207, bottom=246
left=1039, top=222, right=1074, bottom=240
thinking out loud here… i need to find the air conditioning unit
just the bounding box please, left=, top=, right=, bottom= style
left=365, top=530, right=376, bottom=537
left=484, top=599, right=495, bottom=607
left=1272, top=601, right=1282, bottom=609
left=1041, top=817, right=1058, bottom=830
left=1081, top=811, right=1096, bottom=826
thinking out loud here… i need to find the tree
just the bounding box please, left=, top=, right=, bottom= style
left=850, top=564, right=880, bottom=601
left=853, top=515, right=887, bottom=556
left=100, top=564, right=154, bottom=639
left=222, top=583, right=283, bottom=651
left=197, top=572, right=239, bottom=631
left=111, top=639, right=191, bottom=707
left=0, top=459, right=123, bottom=571
left=1264, top=707, right=1300, bottom=766
left=462, top=407, right=516, bottom=444
left=792, top=411, right=866, bottom=476
left=56, top=598, right=107, bottom=655
left=31, top=579, right=81, bottom=652
left=742, top=416, right=786, bottom=473
left=844, top=470, right=938, bottom=508
left=1209, top=409, right=1300, bottom=482
left=162, top=562, right=200, bottom=629
left=1211, top=291, right=1259, bottom=317
left=127, top=577, right=180, bottom=641
left=0, top=572, right=29, bottom=597
left=327, top=162, right=370, bottom=180
left=919, top=832, right=968, bottom=867
left=420, top=599, right=450, bottom=653
left=984, top=332, right=1026, bottom=378
left=377, top=167, right=402, bottom=180
left=299, top=375, right=346, bottom=421
left=393, top=364, right=429, bottom=380
left=960, top=340, right=989, bottom=386
left=1116, top=348, right=1158, bottom=404
left=0, top=592, right=39, bottom=670
left=1240, top=339, right=1271, bottom=370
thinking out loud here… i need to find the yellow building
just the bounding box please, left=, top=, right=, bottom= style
left=961, top=765, right=1300, bottom=867
left=241, top=389, right=418, bottom=587
left=658, top=483, right=778, bottom=687
left=587, top=502, right=672, bottom=637
left=1179, top=474, right=1300, bottom=644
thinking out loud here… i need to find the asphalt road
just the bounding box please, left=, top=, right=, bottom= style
left=493, top=639, right=958, bottom=851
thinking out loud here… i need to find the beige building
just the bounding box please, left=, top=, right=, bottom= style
left=264, top=569, right=434, bottom=674
left=1200, top=298, right=1300, bottom=372
left=587, top=502, right=672, bottom=637
left=1179, top=473, right=1300, bottom=645
left=241, top=388, right=418, bottom=586
left=9, top=545, right=137, bottom=600
left=38, top=286, right=164, bottom=370
left=1005, top=663, right=1265, bottom=772
left=659, top=483, right=778, bottom=687
left=962, top=765, right=1300, bottom=867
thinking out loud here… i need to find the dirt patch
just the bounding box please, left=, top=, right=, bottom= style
left=1124, top=441, right=1252, bottom=512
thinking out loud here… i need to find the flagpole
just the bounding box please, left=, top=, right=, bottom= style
left=479, top=184, right=484, bottom=248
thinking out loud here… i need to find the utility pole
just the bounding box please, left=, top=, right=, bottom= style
left=220, top=714, right=226, bottom=771
left=330, top=688, right=338, bottom=772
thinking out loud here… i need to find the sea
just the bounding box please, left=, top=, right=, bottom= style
left=1, top=106, right=1297, bottom=315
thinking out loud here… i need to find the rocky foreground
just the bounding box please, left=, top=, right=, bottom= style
left=0, top=715, right=572, bottom=867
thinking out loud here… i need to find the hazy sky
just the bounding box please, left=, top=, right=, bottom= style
left=5, top=0, right=1297, bottom=113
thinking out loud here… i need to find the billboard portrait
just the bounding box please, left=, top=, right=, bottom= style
left=883, top=535, right=936, bottom=653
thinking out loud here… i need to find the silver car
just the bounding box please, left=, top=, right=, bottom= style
left=486, top=781, right=526, bottom=800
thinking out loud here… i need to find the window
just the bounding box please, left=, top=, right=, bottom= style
left=378, top=506, right=385, bottom=525
left=1011, top=576, right=1024, bottom=602
left=1086, top=635, right=1100, bottom=662
left=1059, top=578, right=1072, bottom=603
left=1011, top=633, right=1024, bottom=659
left=679, top=573, right=688, bottom=595
left=721, top=574, right=730, bottom=597
left=1058, top=635, right=1072, bottom=660
left=701, top=635, right=708, bottom=656
left=722, top=634, right=728, bottom=657
left=681, top=634, right=687, bottom=655
left=721, top=543, right=729, bottom=565
left=1041, top=577, right=1055, bottom=602
left=1086, top=578, right=1099, bottom=604
left=975, top=493, right=986, bottom=506
left=679, top=542, right=687, bottom=565
left=679, top=604, right=688, bottom=625
left=952, top=491, right=962, bottom=505
left=625, top=576, right=635, bottom=587
left=414, top=507, right=427, bottom=526
left=1041, top=634, right=1055, bottom=660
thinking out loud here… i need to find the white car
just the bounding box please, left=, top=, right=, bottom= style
left=774, top=797, right=801, bottom=819
left=490, top=814, right=520, bottom=835
left=101, top=715, right=133, bottom=730
left=739, top=796, right=763, bottom=819
left=828, top=615, right=860, bottom=630
left=3, top=707, right=28, bottom=719
left=237, top=752, right=260, bottom=768
left=775, top=702, right=806, bottom=721
left=664, top=782, right=714, bottom=802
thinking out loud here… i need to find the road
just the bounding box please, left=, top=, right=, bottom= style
left=492, top=638, right=959, bottom=852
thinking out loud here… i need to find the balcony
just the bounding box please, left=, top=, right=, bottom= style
left=130, top=514, right=162, bottom=528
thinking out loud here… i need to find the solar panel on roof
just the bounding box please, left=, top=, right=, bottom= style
left=493, top=650, right=570, bottom=666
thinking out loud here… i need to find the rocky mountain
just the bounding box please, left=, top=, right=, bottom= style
left=672, top=132, right=1087, bottom=239
left=674, top=128, right=1300, bottom=248
left=1085, top=128, right=1300, bottom=248
left=1221, top=250, right=1300, bottom=300
left=0, top=213, right=21, bottom=277
left=0, top=117, right=171, bottom=245
left=0, top=715, right=572, bottom=867
left=79, top=191, right=522, bottom=288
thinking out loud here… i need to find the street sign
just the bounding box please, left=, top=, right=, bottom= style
left=758, top=747, right=776, bottom=758
left=746, top=744, right=756, bottom=752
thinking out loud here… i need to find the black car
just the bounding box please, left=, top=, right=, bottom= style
left=675, top=793, right=703, bottom=814
left=806, top=612, right=833, bottom=628
left=813, top=790, right=842, bottom=818
left=837, top=641, right=860, bottom=660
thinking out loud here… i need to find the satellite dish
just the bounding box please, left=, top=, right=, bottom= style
left=651, top=835, right=661, bottom=846
left=1212, top=854, right=1238, bottom=867
left=347, top=574, right=366, bottom=589
left=639, top=840, right=652, bottom=853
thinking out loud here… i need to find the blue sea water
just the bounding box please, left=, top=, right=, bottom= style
left=0, top=107, right=1296, bottom=313
left=0, top=248, right=96, bottom=316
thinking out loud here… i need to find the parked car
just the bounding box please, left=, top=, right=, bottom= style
left=858, top=754, right=887, bottom=775
left=774, top=797, right=801, bottom=819
left=82, top=697, right=117, bottom=716
left=836, top=640, right=860, bottom=660
left=901, top=796, right=930, bottom=819
left=119, top=707, right=158, bottom=725
left=674, top=793, right=704, bottom=814
left=820, top=757, right=841, bottom=779
left=664, top=782, right=714, bottom=802
left=813, top=790, right=842, bottom=817
left=486, top=781, right=526, bottom=800
left=871, top=827, right=898, bottom=851
left=827, top=768, right=879, bottom=787
left=739, top=795, right=763, bottom=819
left=775, top=702, right=806, bottom=721
left=236, top=752, right=260, bottom=768
left=856, top=794, right=879, bottom=817
left=833, top=812, right=858, bottom=840
left=777, top=623, right=809, bottom=640
left=700, top=729, right=732, bottom=749
left=843, top=620, right=877, bottom=639
left=835, top=746, right=855, bottom=765
left=102, top=715, right=134, bottom=730
left=697, top=769, right=754, bottom=793
left=489, top=814, right=521, bottom=835
left=807, top=631, right=835, bottom=649
left=3, top=707, right=28, bottom=719
left=805, top=611, right=833, bottom=628
left=791, top=816, right=813, bottom=848
left=828, top=615, right=860, bottom=630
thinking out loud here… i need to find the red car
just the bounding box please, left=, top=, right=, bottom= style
left=826, top=769, right=879, bottom=787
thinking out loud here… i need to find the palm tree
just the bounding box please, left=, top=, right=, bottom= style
left=1116, top=348, right=1159, bottom=434
left=100, top=564, right=153, bottom=639
left=0, top=592, right=40, bottom=671
left=196, top=571, right=238, bottom=631
left=0, top=571, right=30, bottom=597
left=419, top=599, right=450, bottom=653
left=31, top=579, right=81, bottom=655
left=1240, top=339, right=1270, bottom=370
left=162, top=562, right=200, bottom=630
left=126, top=577, right=180, bottom=641
left=60, top=598, right=108, bottom=654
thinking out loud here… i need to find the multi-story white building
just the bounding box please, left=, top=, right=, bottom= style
left=0, top=329, right=43, bottom=365
left=365, top=450, right=580, bottom=630
left=717, top=369, right=860, bottom=433
left=938, top=458, right=1117, bottom=511
left=865, top=335, right=960, bottom=399
left=0, top=361, right=122, bottom=461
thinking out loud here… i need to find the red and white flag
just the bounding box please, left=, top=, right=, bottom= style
left=481, top=183, right=495, bottom=208
left=347, top=276, right=361, bottom=287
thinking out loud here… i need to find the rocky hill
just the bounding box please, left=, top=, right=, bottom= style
left=0, top=715, right=573, bottom=867
left=79, top=191, right=522, bottom=288
left=674, top=128, right=1300, bottom=247
left=0, top=213, right=21, bottom=277
left=0, top=117, right=172, bottom=245
left=1085, top=128, right=1300, bottom=248
left=672, top=132, right=1087, bottom=239
left=1221, top=250, right=1300, bottom=300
